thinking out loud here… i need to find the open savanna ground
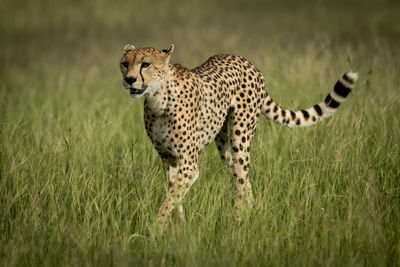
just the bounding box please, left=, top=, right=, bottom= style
left=1, top=0, right=399, bottom=266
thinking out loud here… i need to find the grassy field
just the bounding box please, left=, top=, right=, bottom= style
left=1, top=0, right=399, bottom=266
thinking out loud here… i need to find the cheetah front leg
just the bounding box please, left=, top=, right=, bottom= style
left=156, top=158, right=199, bottom=231
left=160, top=157, right=186, bottom=223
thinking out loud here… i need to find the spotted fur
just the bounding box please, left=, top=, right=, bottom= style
left=119, top=44, right=358, bottom=229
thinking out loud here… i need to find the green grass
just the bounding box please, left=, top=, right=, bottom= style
left=1, top=0, right=399, bottom=266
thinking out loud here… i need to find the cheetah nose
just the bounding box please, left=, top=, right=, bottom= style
left=125, top=76, right=137, bottom=85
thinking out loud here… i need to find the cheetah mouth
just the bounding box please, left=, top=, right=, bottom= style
left=129, top=86, right=147, bottom=97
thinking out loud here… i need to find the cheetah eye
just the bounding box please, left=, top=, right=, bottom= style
left=121, top=62, right=129, bottom=68
left=141, top=62, right=151, bottom=68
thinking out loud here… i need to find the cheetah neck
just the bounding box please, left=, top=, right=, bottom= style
left=144, top=65, right=178, bottom=117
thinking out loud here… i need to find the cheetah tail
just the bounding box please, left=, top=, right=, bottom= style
left=262, top=72, right=358, bottom=128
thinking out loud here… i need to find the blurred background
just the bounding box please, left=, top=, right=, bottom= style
left=2, top=0, right=399, bottom=72
left=2, top=0, right=399, bottom=136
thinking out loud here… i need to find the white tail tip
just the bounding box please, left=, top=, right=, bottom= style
left=346, top=72, right=359, bottom=82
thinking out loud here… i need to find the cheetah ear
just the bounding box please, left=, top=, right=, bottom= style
left=123, top=44, right=135, bottom=54
left=161, top=44, right=174, bottom=56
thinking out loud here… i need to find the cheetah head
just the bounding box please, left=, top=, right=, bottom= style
left=120, top=44, right=174, bottom=98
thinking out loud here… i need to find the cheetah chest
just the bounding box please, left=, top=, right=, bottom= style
left=148, top=116, right=171, bottom=152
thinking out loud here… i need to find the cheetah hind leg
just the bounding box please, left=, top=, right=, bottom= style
left=215, top=111, right=234, bottom=168
left=229, top=113, right=258, bottom=222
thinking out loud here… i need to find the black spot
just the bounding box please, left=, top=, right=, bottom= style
left=314, top=104, right=323, bottom=116
left=281, top=109, right=286, bottom=117
left=296, top=119, right=301, bottom=125
left=290, top=111, right=296, bottom=119
left=325, top=94, right=340, bottom=108
left=232, top=146, right=239, bottom=153
left=273, top=115, right=279, bottom=120
left=273, top=105, right=278, bottom=113
left=239, top=158, right=244, bottom=165
left=334, top=81, right=351, bottom=97
left=301, top=110, right=310, bottom=120
left=238, top=178, right=244, bottom=184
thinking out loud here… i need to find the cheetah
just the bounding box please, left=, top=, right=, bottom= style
left=119, top=44, right=358, bottom=229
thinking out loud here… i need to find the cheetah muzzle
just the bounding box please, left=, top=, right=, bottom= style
left=119, top=44, right=358, bottom=231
